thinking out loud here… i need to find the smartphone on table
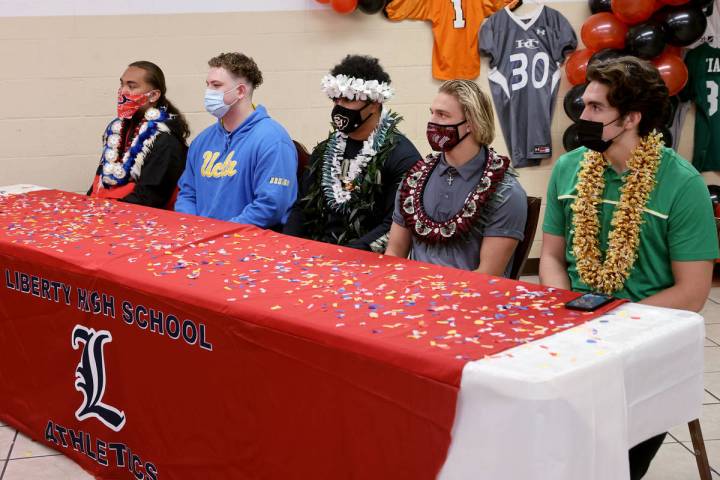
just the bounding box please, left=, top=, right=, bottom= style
left=565, top=292, right=615, bottom=311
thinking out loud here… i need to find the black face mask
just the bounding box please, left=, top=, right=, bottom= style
left=576, top=117, right=623, bottom=153
left=331, top=102, right=373, bottom=134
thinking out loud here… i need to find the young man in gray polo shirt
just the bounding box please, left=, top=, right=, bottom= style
left=385, top=80, right=527, bottom=277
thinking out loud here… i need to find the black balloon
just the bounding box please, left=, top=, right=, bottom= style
left=563, top=123, right=583, bottom=152
left=358, top=0, right=387, bottom=14
left=564, top=83, right=587, bottom=122
left=588, top=0, right=612, bottom=14
left=689, top=0, right=713, bottom=15
left=589, top=48, right=626, bottom=67
left=658, top=6, right=708, bottom=46
left=626, top=22, right=666, bottom=59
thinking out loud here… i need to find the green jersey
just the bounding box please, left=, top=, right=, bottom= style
left=543, top=146, right=718, bottom=302
left=682, top=43, right=720, bottom=172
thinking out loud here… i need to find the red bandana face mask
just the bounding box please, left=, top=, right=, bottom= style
left=117, top=90, right=151, bottom=119
left=426, top=120, right=469, bottom=152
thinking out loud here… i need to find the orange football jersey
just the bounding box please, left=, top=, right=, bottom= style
left=385, top=0, right=513, bottom=80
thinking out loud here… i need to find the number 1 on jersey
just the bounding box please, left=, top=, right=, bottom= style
left=451, top=0, right=466, bottom=29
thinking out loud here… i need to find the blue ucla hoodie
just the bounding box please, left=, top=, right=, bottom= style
left=175, top=105, right=297, bottom=227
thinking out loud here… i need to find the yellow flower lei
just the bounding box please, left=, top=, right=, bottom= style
left=571, top=131, right=664, bottom=295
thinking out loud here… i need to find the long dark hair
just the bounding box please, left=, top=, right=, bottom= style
left=128, top=60, right=191, bottom=143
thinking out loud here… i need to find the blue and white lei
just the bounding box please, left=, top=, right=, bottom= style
left=99, top=107, right=170, bottom=188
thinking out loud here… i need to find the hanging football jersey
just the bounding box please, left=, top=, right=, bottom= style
left=688, top=0, right=719, bottom=49
left=385, top=0, right=512, bottom=80
left=680, top=42, right=720, bottom=172
left=480, top=5, right=577, bottom=167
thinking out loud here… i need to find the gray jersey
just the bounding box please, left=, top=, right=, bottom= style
left=480, top=6, right=577, bottom=167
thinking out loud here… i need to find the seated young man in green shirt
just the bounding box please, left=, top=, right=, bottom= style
left=540, top=56, right=719, bottom=479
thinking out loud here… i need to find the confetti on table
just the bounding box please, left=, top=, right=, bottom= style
left=0, top=190, right=621, bottom=363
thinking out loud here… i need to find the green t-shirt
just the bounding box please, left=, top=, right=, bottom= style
left=543, top=146, right=719, bottom=302
left=681, top=43, right=720, bottom=172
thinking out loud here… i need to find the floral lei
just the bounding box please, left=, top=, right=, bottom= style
left=320, top=109, right=400, bottom=212
left=399, top=148, right=510, bottom=244
left=300, top=111, right=401, bottom=246
left=99, top=107, right=170, bottom=188
left=572, top=130, right=663, bottom=294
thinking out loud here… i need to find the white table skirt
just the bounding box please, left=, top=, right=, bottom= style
left=440, top=302, right=704, bottom=480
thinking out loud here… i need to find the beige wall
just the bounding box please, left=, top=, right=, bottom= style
left=0, top=4, right=711, bottom=258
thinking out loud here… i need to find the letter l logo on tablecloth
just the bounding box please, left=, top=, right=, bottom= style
left=71, top=325, right=126, bottom=432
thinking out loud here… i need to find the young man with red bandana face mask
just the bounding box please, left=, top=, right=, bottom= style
left=385, top=79, right=527, bottom=277
left=283, top=55, right=420, bottom=252
left=88, top=61, right=189, bottom=208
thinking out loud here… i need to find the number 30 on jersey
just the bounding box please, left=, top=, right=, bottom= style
left=509, top=52, right=551, bottom=90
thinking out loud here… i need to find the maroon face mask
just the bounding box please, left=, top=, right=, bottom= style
left=426, top=120, right=469, bottom=152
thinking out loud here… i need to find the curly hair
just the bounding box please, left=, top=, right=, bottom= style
left=586, top=56, right=670, bottom=137
left=208, top=52, right=263, bottom=89
left=330, top=55, right=391, bottom=84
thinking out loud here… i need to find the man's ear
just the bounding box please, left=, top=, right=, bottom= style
left=466, top=120, right=476, bottom=137
left=148, top=89, right=161, bottom=103
left=624, top=111, right=642, bottom=131
left=238, top=83, right=252, bottom=100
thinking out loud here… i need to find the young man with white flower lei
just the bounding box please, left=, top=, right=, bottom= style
left=88, top=61, right=189, bottom=208
left=540, top=56, right=719, bottom=479
left=283, top=55, right=420, bottom=252
left=385, top=79, right=527, bottom=277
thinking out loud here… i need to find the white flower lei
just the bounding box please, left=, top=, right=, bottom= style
left=321, top=74, right=394, bottom=103
left=321, top=109, right=398, bottom=211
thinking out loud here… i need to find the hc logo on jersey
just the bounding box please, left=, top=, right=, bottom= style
left=515, top=39, right=540, bottom=50
left=71, top=325, right=126, bottom=432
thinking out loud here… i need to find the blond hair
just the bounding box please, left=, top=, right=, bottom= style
left=438, top=80, right=495, bottom=145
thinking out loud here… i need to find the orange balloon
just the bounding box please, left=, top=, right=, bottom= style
left=581, top=13, right=629, bottom=51
left=652, top=51, right=689, bottom=96
left=331, top=0, right=357, bottom=13
left=611, top=0, right=655, bottom=24
left=566, top=48, right=596, bottom=85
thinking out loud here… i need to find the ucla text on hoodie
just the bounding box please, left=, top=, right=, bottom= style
left=175, top=105, right=298, bottom=227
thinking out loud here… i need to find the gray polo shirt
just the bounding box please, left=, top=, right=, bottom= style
left=392, top=148, right=527, bottom=274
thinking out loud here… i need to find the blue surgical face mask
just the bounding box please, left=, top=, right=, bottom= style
left=204, top=84, right=241, bottom=119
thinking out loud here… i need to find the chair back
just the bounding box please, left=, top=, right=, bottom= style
left=293, top=140, right=310, bottom=181
left=509, top=196, right=542, bottom=280
left=165, top=186, right=179, bottom=211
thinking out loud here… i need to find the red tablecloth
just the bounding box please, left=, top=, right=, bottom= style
left=0, top=191, right=621, bottom=480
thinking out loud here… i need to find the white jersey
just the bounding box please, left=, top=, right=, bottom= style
left=480, top=5, right=577, bottom=167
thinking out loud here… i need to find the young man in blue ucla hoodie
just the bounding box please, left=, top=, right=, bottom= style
left=175, top=52, right=297, bottom=228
